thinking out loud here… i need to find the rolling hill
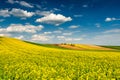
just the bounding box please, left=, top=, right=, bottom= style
left=56, top=44, right=114, bottom=50
left=25, top=41, right=116, bottom=51
left=0, top=37, right=120, bottom=80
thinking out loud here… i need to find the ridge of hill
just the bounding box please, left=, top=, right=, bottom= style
left=24, top=41, right=115, bottom=51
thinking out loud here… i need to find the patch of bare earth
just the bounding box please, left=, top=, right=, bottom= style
left=57, top=44, right=86, bottom=50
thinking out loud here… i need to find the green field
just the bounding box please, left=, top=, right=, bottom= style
left=100, top=46, right=120, bottom=50
left=0, top=37, right=120, bottom=80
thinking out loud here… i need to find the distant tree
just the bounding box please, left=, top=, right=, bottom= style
left=61, top=43, right=63, bottom=45
left=71, top=43, right=75, bottom=46
left=64, top=43, right=66, bottom=45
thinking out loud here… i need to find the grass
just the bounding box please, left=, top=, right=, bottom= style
left=0, top=37, right=120, bottom=80
left=101, top=46, right=120, bottom=50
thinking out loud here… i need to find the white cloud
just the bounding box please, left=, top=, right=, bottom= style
left=64, top=38, right=72, bottom=41
left=65, top=38, right=83, bottom=41
left=105, top=17, right=120, bottom=22
left=44, top=31, right=52, bottom=34
left=57, top=36, right=65, bottom=39
left=63, top=32, right=72, bottom=36
left=56, top=35, right=83, bottom=41
left=92, top=34, right=120, bottom=45
left=0, top=33, right=11, bottom=36
left=69, top=25, right=79, bottom=29
left=7, top=0, right=33, bottom=8
left=105, top=18, right=113, bottom=22
left=0, top=28, right=7, bottom=33
left=81, top=32, right=120, bottom=45
left=36, top=13, right=72, bottom=26
left=10, top=8, right=34, bottom=18
left=73, top=38, right=83, bottom=41
left=0, top=8, right=34, bottom=18
left=53, top=30, right=62, bottom=33
left=0, top=9, right=10, bottom=17
left=35, top=10, right=52, bottom=16
left=57, top=36, right=82, bottom=41
left=19, top=1, right=34, bottom=8
left=0, top=24, right=44, bottom=33
left=31, top=34, right=52, bottom=41
left=103, top=29, right=120, bottom=33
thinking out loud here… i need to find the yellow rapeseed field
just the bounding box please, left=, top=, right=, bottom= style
left=0, top=37, right=120, bottom=80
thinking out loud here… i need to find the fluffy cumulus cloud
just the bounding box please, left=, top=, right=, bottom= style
left=10, top=8, right=34, bottom=18
left=0, top=24, right=44, bottom=33
left=0, top=9, right=10, bottom=17
left=0, top=8, right=34, bottom=18
left=7, top=0, right=34, bottom=8
left=36, top=13, right=72, bottom=26
left=105, top=17, right=120, bottom=22
left=105, top=18, right=114, bottom=22
left=69, top=25, right=79, bottom=29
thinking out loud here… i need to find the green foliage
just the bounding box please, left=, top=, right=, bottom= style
left=0, top=37, right=120, bottom=80
left=101, top=46, right=120, bottom=50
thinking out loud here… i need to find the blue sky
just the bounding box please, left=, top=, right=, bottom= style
left=0, top=0, right=120, bottom=45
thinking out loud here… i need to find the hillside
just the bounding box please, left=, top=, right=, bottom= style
left=57, top=44, right=114, bottom=50
left=0, top=37, right=61, bottom=52
left=100, top=46, right=120, bottom=50
left=0, top=37, right=120, bottom=80
left=25, top=41, right=115, bottom=51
